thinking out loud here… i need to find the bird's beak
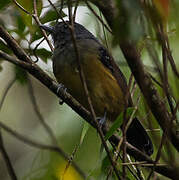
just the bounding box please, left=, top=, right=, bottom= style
left=40, top=24, right=54, bottom=33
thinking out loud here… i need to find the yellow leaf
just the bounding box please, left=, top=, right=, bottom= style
left=55, top=162, right=83, bottom=180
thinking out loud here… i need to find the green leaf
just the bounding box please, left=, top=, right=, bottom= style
left=35, top=48, right=52, bottom=63
left=14, top=66, right=28, bottom=85
left=16, top=0, right=33, bottom=30
left=11, top=10, right=26, bottom=38
left=101, top=155, right=110, bottom=173
left=41, top=9, right=66, bottom=24
left=17, top=12, right=26, bottom=34
left=0, top=0, right=11, bottom=10
left=36, top=0, right=43, bottom=17
left=30, top=27, right=43, bottom=43
left=0, top=40, right=11, bottom=54
left=16, top=0, right=42, bottom=32
left=80, top=121, right=90, bottom=145
left=105, top=107, right=135, bottom=140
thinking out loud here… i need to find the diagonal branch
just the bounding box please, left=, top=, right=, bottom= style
left=0, top=78, right=17, bottom=180
left=27, top=77, right=58, bottom=145
left=0, top=132, right=18, bottom=180
left=120, top=42, right=179, bottom=151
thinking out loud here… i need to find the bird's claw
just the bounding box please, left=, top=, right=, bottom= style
left=97, top=111, right=107, bottom=128
left=57, top=83, right=67, bottom=93
left=57, top=83, right=67, bottom=105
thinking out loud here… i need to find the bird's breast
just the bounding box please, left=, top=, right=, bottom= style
left=52, top=40, right=125, bottom=121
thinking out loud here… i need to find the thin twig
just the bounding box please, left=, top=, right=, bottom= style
left=85, top=1, right=112, bottom=33
left=108, top=141, right=143, bottom=180
left=106, top=137, right=123, bottom=179
left=147, top=133, right=166, bottom=180
left=13, top=0, right=54, bottom=52
left=145, top=25, right=175, bottom=180
left=47, top=0, right=66, bottom=23
left=0, top=78, right=16, bottom=111
left=165, top=31, right=179, bottom=78
left=122, top=73, right=134, bottom=179
left=62, top=144, right=79, bottom=180
left=131, top=80, right=137, bottom=98
left=33, top=0, right=54, bottom=51
left=126, top=96, right=141, bottom=134
left=127, top=155, right=144, bottom=180
left=0, top=131, right=18, bottom=180
left=60, top=0, right=64, bottom=14
left=72, top=0, right=79, bottom=22
left=120, top=162, right=166, bottom=167
left=171, top=101, right=179, bottom=122
left=0, top=78, right=17, bottom=180
left=27, top=77, right=58, bottom=145
left=159, top=24, right=175, bottom=114
left=12, top=0, right=31, bottom=15
left=149, top=74, right=163, bottom=88
left=146, top=24, right=176, bottom=179
left=67, top=1, right=121, bottom=178
left=32, top=37, right=46, bottom=63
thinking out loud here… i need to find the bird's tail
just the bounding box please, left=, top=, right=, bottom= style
left=126, top=118, right=153, bottom=156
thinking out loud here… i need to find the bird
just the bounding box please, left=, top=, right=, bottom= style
left=41, top=21, right=153, bottom=156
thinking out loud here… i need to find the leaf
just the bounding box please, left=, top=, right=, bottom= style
left=35, top=48, right=52, bottom=63
left=41, top=8, right=66, bottom=24
left=0, top=0, right=11, bottom=10
left=14, top=66, right=28, bottom=85
left=16, top=0, right=33, bottom=30
left=101, top=155, right=110, bottom=173
left=30, top=27, right=43, bottom=43
left=105, top=108, right=135, bottom=140
left=79, top=121, right=90, bottom=145
left=17, top=12, right=26, bottom=34
left=16, top=0, right=43, bottom=32
left=0, top=40, right=11, bottom=54
left=36, top=0, right=43, bottom=17
left=41, top=9, right=59, bottom=24
left=12, top=10, right=26, bottom=37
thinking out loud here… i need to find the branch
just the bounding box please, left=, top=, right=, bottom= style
left=27, top=77, right=58, bottom=145
left=0, top=132, right=18, bottom=180
left=0, top=78, right=16, bottom=111
left=89, top=0, right=179, bottom=153
left=0, top=79, right=17, bottom=180
left=120, top=42, right=179, bottom=151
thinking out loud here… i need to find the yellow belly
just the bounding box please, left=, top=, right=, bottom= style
left=53, top=42, right=125, bottom=122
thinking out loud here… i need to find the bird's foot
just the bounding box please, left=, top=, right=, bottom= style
left=57, top=83, right=67, bottom=105
left=96, top=111, right=107, bottom=128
